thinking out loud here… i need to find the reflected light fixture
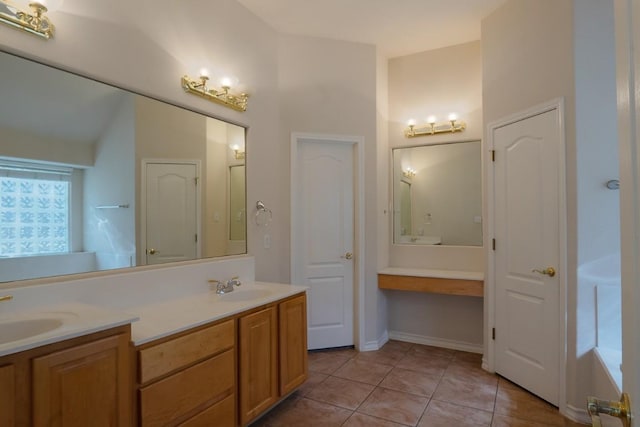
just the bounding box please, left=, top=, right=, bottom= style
left=403, top=167, right=416, bottom=179
left=181, top=68, right=249, bottom=112
left=0, top=0, right=62, bottom=39
left=231, top=144, right=245, bottom=160
left=405, top=113, right=466, bottom=138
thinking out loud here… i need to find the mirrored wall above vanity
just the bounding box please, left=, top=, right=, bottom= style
left=392, top=140, right=482, bottom=247
left=0, top=50, right=247, bottom=283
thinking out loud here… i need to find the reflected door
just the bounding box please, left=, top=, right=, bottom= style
left=144, top=162, right=198, bottom=265
left=493, top=108, right=562, bottom=405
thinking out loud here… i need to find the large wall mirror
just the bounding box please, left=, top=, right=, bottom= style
left=0, top=51, right=247, bottom=282
left=392, top=141, right=482, bottom=246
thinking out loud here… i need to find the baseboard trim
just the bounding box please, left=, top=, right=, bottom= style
left=361, top=330, right=389, bottom=352
left=388, top=331, right=483, bottom=354
left=563, top=404, right=591, bottom=425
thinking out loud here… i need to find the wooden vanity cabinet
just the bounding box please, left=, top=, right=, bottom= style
left=278, top=294, right=308, bottom=396
left=136, top=318, right=236, bottom=427
left=238, top=306, right=278, bottom=425
left=239, top=293, right=308, bottom=426
left=0, top=325, right=132, bottom=427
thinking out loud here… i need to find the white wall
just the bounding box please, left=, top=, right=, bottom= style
left=574, top=0, right=620, bottom=406
left=277, top=34, right=382, bottom=346
left=482, top=0, right=616, bottom=414
left=385, top=41, right=484, bottom=350
left=84, top=94, right=136, bottom=269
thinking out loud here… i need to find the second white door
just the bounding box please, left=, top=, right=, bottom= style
left=292, top=136, right=355, bottom=350
left=492, top=106, right=563, bottom=405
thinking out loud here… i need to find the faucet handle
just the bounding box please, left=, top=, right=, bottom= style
left=228, top=276, right=241, bottom=287
left=208, top=279, right=221, bottom=289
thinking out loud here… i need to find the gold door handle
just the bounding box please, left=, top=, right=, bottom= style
left=147, top=248, right=157, bottom=255
left=532, top=267, right=555, bottom=277
left=341, top=252, right=353, bottom=260
left=588, top=393, right=631, bottom=427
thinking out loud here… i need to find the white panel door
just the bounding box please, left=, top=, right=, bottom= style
left=494, top=109, right=561, bottom=405
left=145, top=162, right=198, bottom=265
left=294, top=139, right=354, bottom=350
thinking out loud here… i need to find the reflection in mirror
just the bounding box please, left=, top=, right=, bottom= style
left=0, top=51, right=247, bottom=282
left=393, top=141, right=482, bottom=246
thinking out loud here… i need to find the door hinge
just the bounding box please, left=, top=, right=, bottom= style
left=194, top=177, right=199, bottom=185
left=492, top=238, right=496, bottom=250
left=491, top=150, right=495, bottom=162
left=492, top=328, right=496, bottom=340
left=195, top=234, right=198, bottom=242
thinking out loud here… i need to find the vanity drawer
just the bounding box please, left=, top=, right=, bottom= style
left=138, top=319, right=234, bottom=383
left=139, top=349, right=234, bottom=426
left=179, top=394, right=235, bottom=427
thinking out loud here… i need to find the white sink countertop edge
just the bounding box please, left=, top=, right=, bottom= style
left=131, top=281, right=308, bottom=346
left=0, top=302, right=139, bottom=357
left=0, top=281, right=307, bottom=356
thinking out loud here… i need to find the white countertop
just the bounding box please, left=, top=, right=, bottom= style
left=378, top=267, right=484, bottom=281
left=0, top=302, right=139, bottom=357
left=0, top=281, right=307, bottom=356
left=131, top=281, right=307, bottom=345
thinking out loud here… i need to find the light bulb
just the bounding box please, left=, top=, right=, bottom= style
left=199, top=68, right=210, bottom=78
left=448, top=113, right=458, bottom=121
left=231, top=144, right=240, bottom=150
left=220, top=77, right=233, bottom=88
left=407, top=119, right=416, bottom=127
left=427, top=115, right=437, bottom=124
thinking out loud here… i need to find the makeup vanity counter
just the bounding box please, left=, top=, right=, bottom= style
left=378, top=267, right=484, bottom=297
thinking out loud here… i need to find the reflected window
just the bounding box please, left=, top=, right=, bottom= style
left=0, top=161, right=71, bottom=256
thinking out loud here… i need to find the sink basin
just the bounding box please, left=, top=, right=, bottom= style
left=219, top=289, right=272, bottom=302
left=0, top=318, right=64, bottom=344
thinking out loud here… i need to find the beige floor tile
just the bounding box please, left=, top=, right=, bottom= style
left=355, top=348, right=405, bottom=366
left=418, top=400, right=493, bottom=427
left=409, top=344, right=456, bottom=360
left=432, top=375, right=498, bottom=412
left=295, top=371, right=328, bottom=397
left=308, top=351, right=352, bottom=375
left=494, top=379, right=567, bottom=426
left=255, top=396, right=353, bottom=426
left=306, top=376, right=375, bottom=410
left=443, top=359, right=499, bottom=387
left=357, top=387, right=429, bottom=426
left=378, top=367, right=441, bottom=397
left=381, top=340, right=414, bottom=353
left=333, top=359, right=393, bottom=386
left=343, top=412, right=407, bottom=427
left=395, top=352, right=451, bottom=377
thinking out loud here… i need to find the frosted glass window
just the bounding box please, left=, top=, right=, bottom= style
left=0, top=163, right=71, bottom=257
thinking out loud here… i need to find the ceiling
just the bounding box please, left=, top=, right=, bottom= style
left=235, top=0, right=508, bottom=58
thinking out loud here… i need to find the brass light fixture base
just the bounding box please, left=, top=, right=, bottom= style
left=181, top=75, right=248, bottom=112
left=0, top=1, right=55, bottom=39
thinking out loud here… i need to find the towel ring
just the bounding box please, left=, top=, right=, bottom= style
left=255, top=200, right=272, bottom=227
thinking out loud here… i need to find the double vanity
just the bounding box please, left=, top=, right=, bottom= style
left=0, top=256, right=308, bottom=426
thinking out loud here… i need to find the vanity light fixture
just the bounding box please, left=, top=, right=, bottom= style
left=0, top=0, right=61, bottom=39
left=403, top=168, right=416, bottom=179
left=404, top=113, right=466, bottom=138
left=181, top=69, right=249, bottom=112
left=231, top=144, right=245, bottom=160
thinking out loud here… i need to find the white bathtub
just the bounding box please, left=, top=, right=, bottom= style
left=579, top=253, right=621, bottom=394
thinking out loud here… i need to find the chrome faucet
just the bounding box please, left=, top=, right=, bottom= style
left=209, top=276, right=242, bottom=294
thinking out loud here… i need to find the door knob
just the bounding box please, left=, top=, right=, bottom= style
left=587, top=393, right=631, bottom=427
left=532, top=267, right=555, bottom=277
left=147, top=248, right=157, bottom=255
left=341, top=252, right=353, bottom=260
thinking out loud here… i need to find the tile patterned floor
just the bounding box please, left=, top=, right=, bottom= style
left=251, top=341, right=589, bottom=427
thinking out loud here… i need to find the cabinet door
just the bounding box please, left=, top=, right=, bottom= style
left=239, top=306, right=278, bottom=425
left=0, top=364, right=15, bottom=426
left=32, top=333, right=130, bottom=427
left=279, top=294, right=308, bottom=396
